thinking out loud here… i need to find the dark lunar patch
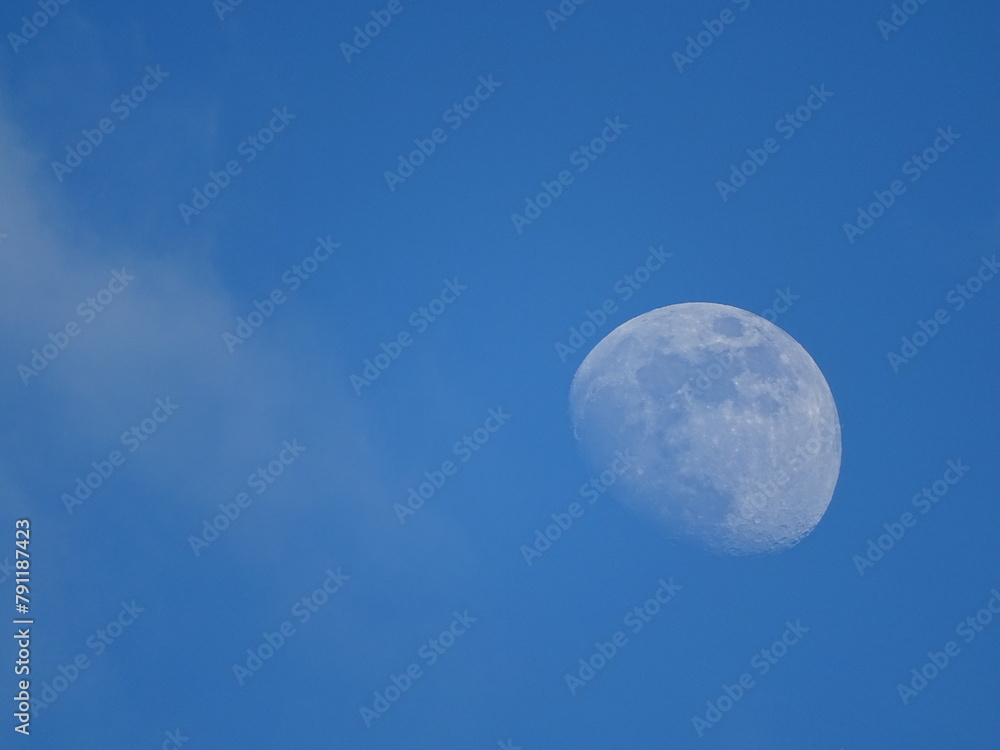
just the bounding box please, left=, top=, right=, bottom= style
left=712, top=315, right=745, bottom=337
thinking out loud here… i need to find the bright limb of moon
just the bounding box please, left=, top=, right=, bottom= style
left=569, top=303, right=841, bottom=555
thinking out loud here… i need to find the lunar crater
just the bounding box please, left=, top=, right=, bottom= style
left=569, top=303, right=841, bottom=556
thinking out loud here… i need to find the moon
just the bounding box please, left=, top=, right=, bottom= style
left=569, top=303, right=841, bottom=555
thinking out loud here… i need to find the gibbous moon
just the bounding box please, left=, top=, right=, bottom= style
left=569, top=303, right=841, bottom=555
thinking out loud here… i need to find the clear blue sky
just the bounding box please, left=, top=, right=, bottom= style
left=1, top=0, right=999, bottom=747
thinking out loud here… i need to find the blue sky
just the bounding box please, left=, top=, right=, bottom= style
left=1, top=0, right=999, bottom=747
